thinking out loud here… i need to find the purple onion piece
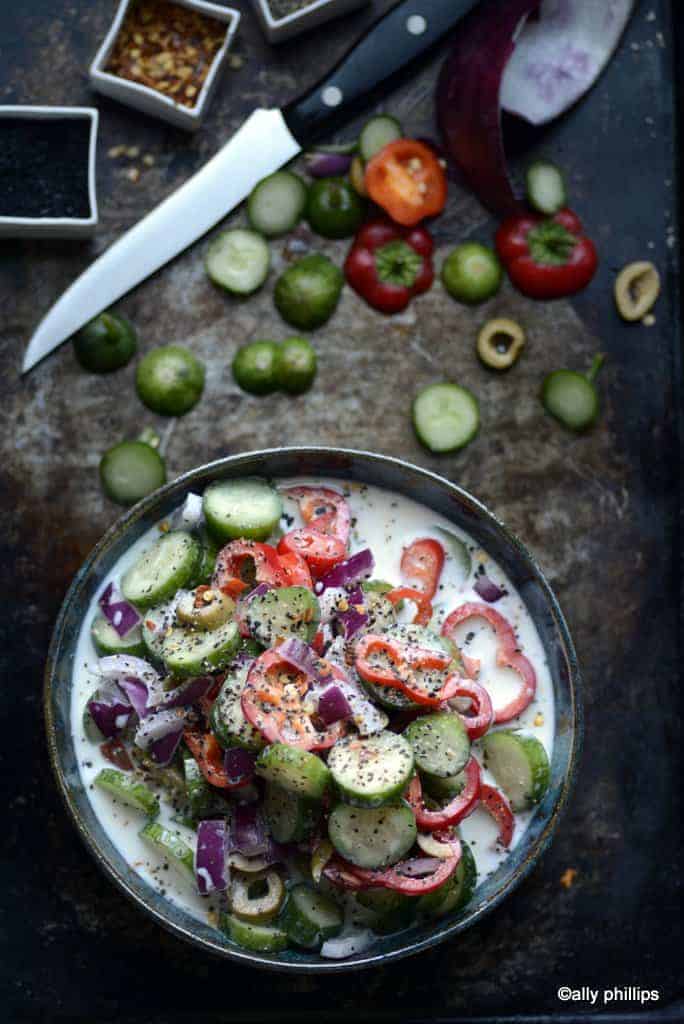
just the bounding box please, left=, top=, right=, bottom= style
left=277, top=637, right=332, bottom=687
left=98, top=582, right=141, bottom=638
left=87, top=695, right=132, bottom=738
left=149, top=724, right=184, bottom=766
left=224, top=747, right=256, bottom=786
left=134, top=707, right=187, bottom=751
left=195, top=819, right=229, bottom=896
left=118, top=677, right=149, bottom=719
left=474, top=573, right=506, bottom=603
left=317, top=685, right=353, bottom=726
left=335, top=583, right=367, bottom=639
left=304, top=151, right=353, bottom=177
left=397, top=857, right=442, bottom=877
left=158, top=675, right=212, bottom=711
left=230, top=804, right=270, bottom=857
left=316, top=548, right=374, bottom=592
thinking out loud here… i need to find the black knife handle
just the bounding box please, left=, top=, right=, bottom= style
left=283, top=0, right=480, bottom=146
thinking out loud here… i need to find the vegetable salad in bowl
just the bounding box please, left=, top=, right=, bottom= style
left=71, top=474, right=556, bottom=961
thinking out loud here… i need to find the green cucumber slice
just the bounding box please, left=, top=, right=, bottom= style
left=244, top=586, right=320, bottom=647
left=432, top=526, right=472, bottom=583
left=247, top=171, right=307, bottom=238
left=327, top=731, right=414, bottom=808
left=205, top=228, right=270, bottom=295
left=91, top=615, right=146, bottom=657
left=281, top=884, right=343, bottom=949
left=541, top=366, right=601, bottom=432
left=256, top=743, right=330, bottom=800
left=328, top=800, right=417, bottom=869
left=358, top=115, right=402, bottom=162
left=210, top=662, right=265, bottom=752
left=141, top=599, right=177, bottom=661
left=404, top=712, right=470, bottom=779
left=221, top=913, right=289, bottom=953
left=139, top=822, right=194, bottom=878
left=94, top=768, right=159, bottom=818
left=160, top=619, right=241, bottom=678
left=422, top=769, right=465, bottom=802
left=263, top=782, right=320, bottom=843
left=99, top=440, right=166, bottom=506
left=416, top=839, right=476, bottom=918
left=121, top=531, right=201, bottom=610
left=203, top=478, right=283, bottom=543
left=183, top=752, right=214, bottom=821
left=412, top=382, right=480, bottom=453
left=525, top=160, right=567, bottom=215
left=356, top=888, right=416, bottom=934
left=482, top=730, right=550, bottom=811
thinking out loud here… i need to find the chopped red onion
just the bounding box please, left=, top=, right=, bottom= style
left=316, top=549, right=374, bottom=592
left=195, top=819, right=229, bottom=896
left=305, top=151, right=353, bottom=177
left=316, top=655, right=388, bottom=737
left=224, top=747, right=256, bottom=786
left=335, top=584, right=367, bottom=639
left=317, top=685, right=353, bottom=725
left=87, top=688, right=132, bottom=738
left=278, top=637, right=332, bottom=687
left=396, top=856, right=442, bottom=877
left=230, top=804, right=270, bottom=857
left=118, top=677, right=149, bottom=719
left=157, top=675, right=212, bottom=711
left=134, top=707, right=187, bottom=751
left=149, top=724, right=184, bottom=766
left=98, top=582, right=141, bottom=638
left=474, top=573, right=505, bottom=603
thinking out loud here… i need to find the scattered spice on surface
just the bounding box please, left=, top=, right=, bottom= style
left=560, top=867, right=578, bottom=889
left=106, top=0, right=227, bottom=108
left=0, top=118, right=91, bottom=220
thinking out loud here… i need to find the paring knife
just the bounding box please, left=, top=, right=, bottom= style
left=22, top=0, right=480, bottom=373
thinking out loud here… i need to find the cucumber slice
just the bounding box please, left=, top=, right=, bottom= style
left=100, top=440, right=166, bottom=506
left=525, top=160, right=567, bottom=215
left=416, top=839, right=476, bottom=918
left=210, top=662, right=265, bottom=751
left=94, top=768, right=159, bottom=818
left=183, top=752, right=214, bottom=821
left=432, top=526, right=472, bottom=583
left=161, top=619, right=241, bottom=678
left=263, top=782, right=320, bottom=843
left=404, top=712, right=470, bottom=779
left=91, top=615, right=146, bottom=657
left=139, top=821, right=194, bottom=878
left=205, top=228, right=270, bottom=295
left=412, top=383, right=480, bottom=454
left=328, top=800, right=417, bottom=869
left=482, top=730, right=550, bottom=811
left=358, top=115, right=402, bottom=162
left=422, top=769, right=465, bottom=802
left=244, top=586, right=320, bottom=647
left=141, top=599, right=177, bottom=661
left=281, top=884, right=343, bottom=949
left=194, top=527, right=219, bottom=584
left=221, top=913, right=289, bottom=953
left=363, top=590, right=397, bottom=633
left=256, top=743, right=330, bottom=800
left=247, top=171, right=307, bottom=238
left=356, top=888, right=416, bottom=934
left=121, top=532, right=201, bottom=610
left=328, top=731, right=414, bottom=809
left=203, top=478, right=283, bottom=543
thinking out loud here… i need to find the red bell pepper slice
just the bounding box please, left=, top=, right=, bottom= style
left=344, top=219, right=434, bottom=314
left=277, top=528, right=346, bottom=580
left=406, top=759, right=481, bottom=832
left=364, top=140, right=448, bottom=226
left=276, top=550, right=314, bottom=589
left=354, top=634, right=457, bottom=707
left=385, top=586, right=433, bottom=626
left=282, top=486, right=351, bottom=546
left=448, top=678, right=494, bottom=740
left=212, top=540, right=285, bottom=597
left=441, top=602, right=537, bottom=723
left=183, top=726, right=239, bottom=789
left=241, top=648, right=346, bottom=751
left=100, top=737, right=133, bottom=772
left=349, top=834, right=462, bottom=895
left=480, top=783, right=514, bottom=847
left=400, top=538, right=445, bottom=599
left=495, top=208, right=598, bottom=300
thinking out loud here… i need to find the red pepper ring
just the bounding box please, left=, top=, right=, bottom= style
left=407, top=759, right=481, bottom=832
left=277, top=528, right=347, bottom=580
left=441, top=602, right=537, bottom=724
left=448, top=677, right=494, bottom=740
left=282, top=486, right=351, bottom=546
left=480, top=783, right=515, bottom=848
left=385, top=586, right=433, bottom=627
left=400, top=538, right=445, bottom=599
left=344, top=834, right=462, bottom=895
left=212, top=540, right=286, bottom=597
left=184, top=726, right=243, bottom=790
left=354, top=634, right=455, bottom=707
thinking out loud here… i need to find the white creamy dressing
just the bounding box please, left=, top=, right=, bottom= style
left=71, top=478, right=554, bottom=930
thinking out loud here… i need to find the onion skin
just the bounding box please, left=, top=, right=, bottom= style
left=305, top=152, right=353, bottom=178
left=436, top=0, right=541, bottom=217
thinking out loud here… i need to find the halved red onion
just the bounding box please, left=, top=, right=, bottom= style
left=149, top=724, right=184, bottom=766
left=195, top=819, right=229, bottom=896
left=305, top=152, right=353, bottom=177
left=87, top=685, right=132, bottom=738
left=224, top=747, right=256, bottom=786
left=134, top=707, right=187, bottom=751
left=230, top=803, right=270, bottom=857
left=317, top=685, right=353, bottom=726
left=98, top=582, right=140, bottom=638
left=316, top=549, right=374, bottom=592
left=474, top=573, right=505, bottom=603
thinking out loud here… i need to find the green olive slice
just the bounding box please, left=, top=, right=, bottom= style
left=476, top=317, right=525, bottom=371
left=176, top=587, right=235, bottom=631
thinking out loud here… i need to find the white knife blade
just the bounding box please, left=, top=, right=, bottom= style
left=21, top=108, right=300, bottom=373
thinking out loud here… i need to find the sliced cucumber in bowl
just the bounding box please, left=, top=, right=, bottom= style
left=482, top=730, right=550, bottom=811
left=328, top=800, right=417, bottom=870
left=327, top=731, right=414, bottom=808
left=121, top=531, right=201, bottom=610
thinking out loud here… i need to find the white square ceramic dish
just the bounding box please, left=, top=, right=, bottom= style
left=252, top=0, right=369, bottom=44
left=0, top=106, right=99, bottom=240
left=89, top=0, right=240, bottom=131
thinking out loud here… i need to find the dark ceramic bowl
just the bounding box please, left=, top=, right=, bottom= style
left=45, top=447, right=582, bottom=972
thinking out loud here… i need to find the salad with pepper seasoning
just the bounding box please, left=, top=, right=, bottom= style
left=73, top=477, right=553, bottom=958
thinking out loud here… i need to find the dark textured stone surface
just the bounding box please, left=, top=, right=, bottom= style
left=0, top=1, right=680, bottom=1021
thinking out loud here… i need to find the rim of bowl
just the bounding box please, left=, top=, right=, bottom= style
left=44, top=446, right=583, bottom=972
